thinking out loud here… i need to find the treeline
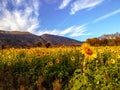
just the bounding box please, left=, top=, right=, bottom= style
left=0, top=40, right=52, bottom=49
left=86, top=32, right=120, bottom=46
left=86, top=37, right=120, bottom=46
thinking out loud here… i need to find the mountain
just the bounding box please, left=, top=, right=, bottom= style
left=99, top=32, right=120, bottom=39
left=40, top=34, right=82, bottom=46
left=0, top=30, right=82, bottom=49
left=0, top=30, right=43, bottom=48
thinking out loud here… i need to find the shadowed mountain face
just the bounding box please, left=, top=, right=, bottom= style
left=0, top=30, right=82, bottom=48
left=40, top=34, right=82, bottom=46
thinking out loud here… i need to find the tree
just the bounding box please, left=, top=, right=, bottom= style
left=86, top=38, right=100, bottom=46
left=45, top=42, right=51, bottom=48
left=35, top=41, right=42, bottom=47
left=0, top=43, right=5, bottom=49
left=101, top=38, right=108, bottom=46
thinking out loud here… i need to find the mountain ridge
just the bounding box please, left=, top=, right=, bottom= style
left=0, top=30, right=82, bottom=49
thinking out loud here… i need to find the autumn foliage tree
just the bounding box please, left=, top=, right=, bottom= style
left=45, top=42, right=51, bottom=48
left=86, top=38, right=120, bottom=46
left=35, top=41, right=42, bottom=47
left=86, top=32, right=120, bottom=46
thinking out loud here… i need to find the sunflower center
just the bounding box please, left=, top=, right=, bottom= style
left=85, top=48, right=93, bottom=55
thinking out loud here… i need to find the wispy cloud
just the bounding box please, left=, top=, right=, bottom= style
left=35, top=29, right=59, bottom=36
left=69, top=25, right=90, bottom=36
left=59, top=0, right=72, bottom=9
left=35, top=24, right=90, bottom=37
left=60, top=26, right=74, bottom=35
left=0, top=0, right=40, bottom=33
left=70, top=0, right=104, bottom=15
left=93, top=8, right=120, bottom=23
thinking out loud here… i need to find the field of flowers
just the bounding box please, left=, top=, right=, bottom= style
left=0, top=43, right=120, bottom=90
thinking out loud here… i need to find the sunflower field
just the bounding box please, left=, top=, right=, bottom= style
left=0, top=43, right=120, bottom=90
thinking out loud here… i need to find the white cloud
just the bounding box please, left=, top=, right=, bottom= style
left=68, top=25, right=89, bottom=36
left=70, top=0, right=104, bottom=15
left=60, top=26, right=74, bottom=35
left=33, top=0, right=40, bottom=16
left=59, top=0, right=72, bottom=9
left=35, top=24, right=90, bottom=37
left=68, top=24, right=90, bottom=36
left=0, top=0, right=40, bottom=33
left=0, top=0, right=90, bottom=38
left=93, top=8, right=120, bottom=23
left=35, top=29, right=59, bottom=36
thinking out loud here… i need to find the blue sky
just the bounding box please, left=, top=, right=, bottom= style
left=0, top=0, right=120, bottom=41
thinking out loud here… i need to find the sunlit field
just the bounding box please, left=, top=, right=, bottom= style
left=0, top=43, right=120, bottom=90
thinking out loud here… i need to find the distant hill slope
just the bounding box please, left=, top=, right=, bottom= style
left=40, top=34, right=82, bottom=46
left=0, top=30, right=44, bottom=48
left=0, top=30, right=82, bottom=48
left=99, top=32, right=120, bottom=39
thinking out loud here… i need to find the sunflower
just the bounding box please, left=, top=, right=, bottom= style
left=46, top=51, right=50, bottom=56
left=42, top=51, right=46, bottom=56
left=81, top=43, right=97, bottom=60
left=96, top=60, right=99, bottom=63
left=7, top=62, right=11, bottom=66
left=8, top=55, right=12, bottom=59
left=48, top=61, right=53, bottom=66
left=118, top=56, right=120, bottom=59
left=36, top=54, right=41, bottom=58
left=110, top=59, right=115, bottom=64
left=55, top=58, right=60, bottom=64
left=71, top=56, right=75, bottom=61
left=117, top=54, right=120, bottom=59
